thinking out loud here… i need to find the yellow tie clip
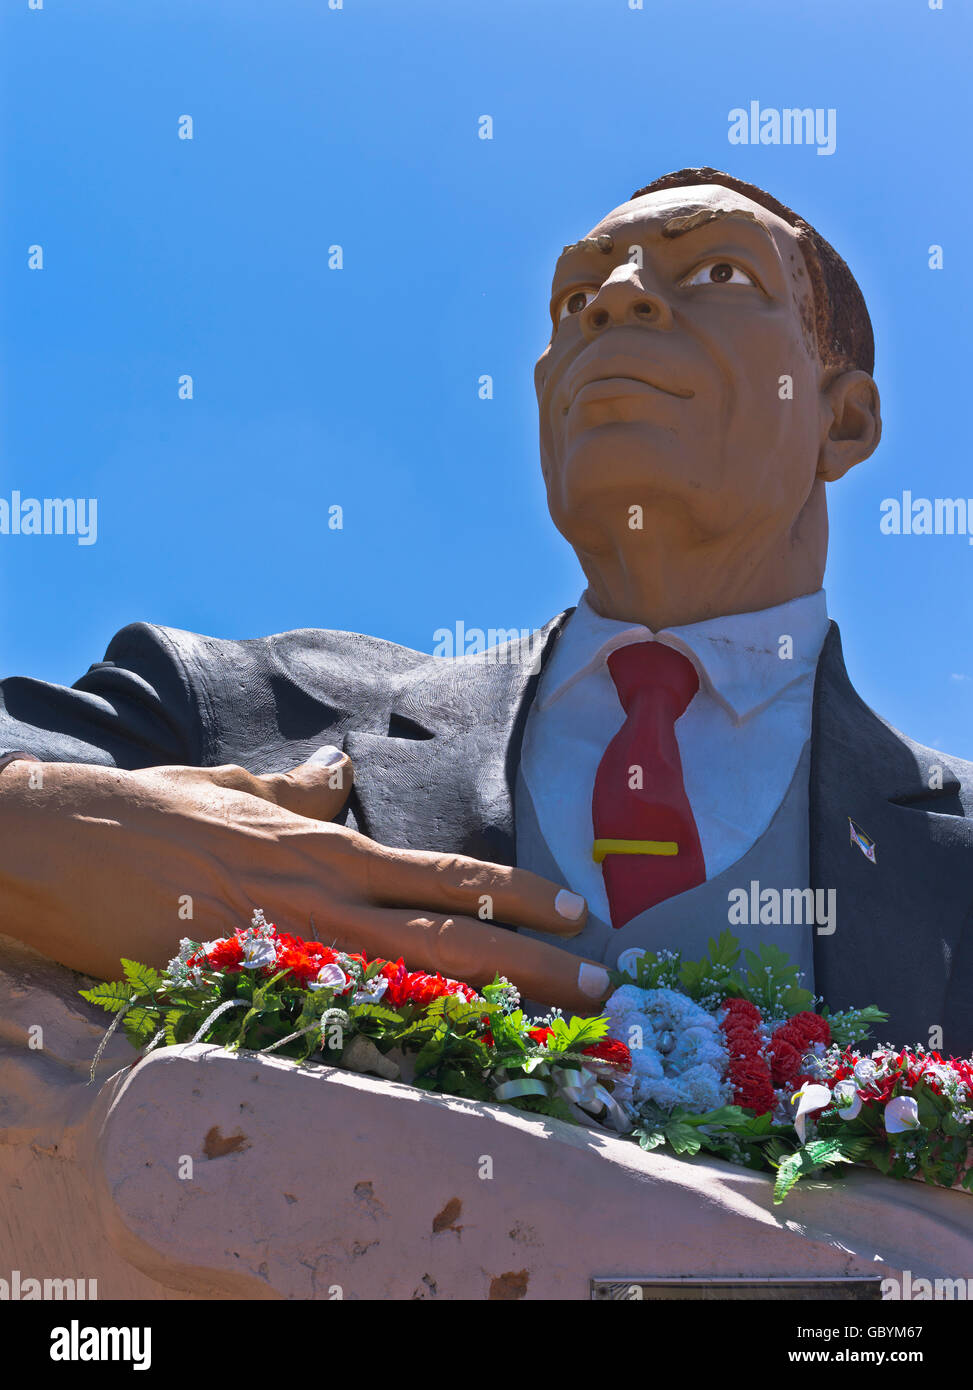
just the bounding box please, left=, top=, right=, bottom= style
left=592, top=838, right=679, bottom=863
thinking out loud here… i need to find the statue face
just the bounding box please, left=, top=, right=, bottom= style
left=534, top=183, right=828, bottom=553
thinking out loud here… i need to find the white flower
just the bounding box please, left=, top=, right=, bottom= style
left=853, top=1057, right=878, bottom=1085
left=604, top=986, right=729, bottom=1117
left=236, top=930, right=278, bottom=970
left=164, top=937, right=202, bottom=983
left=617, top=948, right=646, bottom=978
left=308, top=962, right=350, bottom=992
left=832, top=1079, right=862, bottom=1121
left=352, top=976, right=389, bottom=1005
left=791, top=1083, right=832, bottom=1143
left=884, top=1096, right=920, bottom=1134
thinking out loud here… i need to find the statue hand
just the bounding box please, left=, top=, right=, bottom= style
left=0, top=754, right=609, bottom=1015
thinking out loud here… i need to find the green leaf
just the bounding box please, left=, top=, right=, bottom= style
left=635, top=1128, right=667, bottom=1152
left=679, top=1105, right=750, bottom=1129
left=349, top=1003, right=406, bottom=1026
left=548, top=1013, right=610, bottom=1052
left=79, top=980, right=136, bottom=1013
left=779, top=985, right=815, bottom=1014
left=163, top=1009, right=187, bottom=1046
left=412, top=1026, right=450, bottom=1080
left=824, top=1005, right=889, bottom=1048
left=120, top=959, right=162, bottom=996
left=122, top=1005, right=160, bottom=1046
left=772, top=1138, right=857, bottom=1204
left=707, top=931, right=742, bottom=969
left=664, top=1121, right=702, bottom=1156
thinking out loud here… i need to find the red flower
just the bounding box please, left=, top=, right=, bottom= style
left=721, top=998, right=762, bottom=1026
left=379, top=960, right=477, bottom=1009
left=720, top=998, right=777, bottom=1113
left=404, top=973, right=458, bottom=1008
left=768, top=1038, right=802, bottom=1088
left=582, top=1037, right=633, bottom=1073
left=731, top=1060, right=777, bottom=1115
left=771, top=1022, right=806, bottom=1053
left=273, top=934, right=341, bottom=987
left=788, top=1011, right=831, bottom=1047
left=379, top=959, right=410, bottom=1007
left=205, top=937, right=245, bottom=973
left=528, top=1026, right=555, bottom=1046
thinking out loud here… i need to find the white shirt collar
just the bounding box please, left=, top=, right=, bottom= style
left=537, top=589, right=830, bottom=723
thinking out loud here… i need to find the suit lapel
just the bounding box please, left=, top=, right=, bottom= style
left=344, top=612, right=571, bottom=866
left=811, top=622, right=971, bottom=1042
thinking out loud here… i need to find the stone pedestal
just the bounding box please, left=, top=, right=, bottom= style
left=3, top=934, right=972, bottom=1300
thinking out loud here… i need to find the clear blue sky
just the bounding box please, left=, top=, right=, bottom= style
left=2, top=0, right=971, bottom=758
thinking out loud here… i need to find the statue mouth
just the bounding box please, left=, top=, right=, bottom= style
left=561, top=356, right=695, bottom=413
left=568, top=375, right=695, bottom=409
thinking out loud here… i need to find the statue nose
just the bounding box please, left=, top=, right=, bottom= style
left=582, top=270, right=672, bottom=334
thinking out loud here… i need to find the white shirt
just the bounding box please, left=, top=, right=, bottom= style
left=521, top=589, right=830, bottom=924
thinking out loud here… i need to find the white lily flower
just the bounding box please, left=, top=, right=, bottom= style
left=792, top=1082, right=832, bottom=1142
left=352, top=976, right=389, bottom=1005
left=832, top=1079, right=862, bottom=1121
left=238, top=934, right=278, bottom=970
left=884, top=1095, right=920, bottom=1134
left=308, top=962, right=350, bottom=992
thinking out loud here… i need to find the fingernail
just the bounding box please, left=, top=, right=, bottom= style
left=577, top=962, right=610, bottom=999
left=307, top=744, right=344, bottom=766
left=555, top=888, right=586, bottom=921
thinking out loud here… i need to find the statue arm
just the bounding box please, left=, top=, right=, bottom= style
left=0, top=621, right=202, bottom=771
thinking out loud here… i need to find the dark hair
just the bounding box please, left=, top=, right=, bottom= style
left=630, top=167, right=874, bottom=376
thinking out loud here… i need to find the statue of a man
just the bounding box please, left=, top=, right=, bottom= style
left=2, top=168, right=970, bottom=1051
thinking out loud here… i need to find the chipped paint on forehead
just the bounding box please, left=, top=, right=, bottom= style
left=563, top=203, right=766, bottom=259
left=560, top=232, right=614, bottom=257
left=660, top=205, right=760, bottom=238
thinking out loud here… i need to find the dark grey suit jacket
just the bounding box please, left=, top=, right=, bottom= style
left=2, top=614, right=971, bottom=1052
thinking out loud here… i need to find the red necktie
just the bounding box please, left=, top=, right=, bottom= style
left=592, top=641, right=705, bottom=928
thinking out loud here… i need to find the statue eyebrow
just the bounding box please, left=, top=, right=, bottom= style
left=554, top=208, right=776, bottom=279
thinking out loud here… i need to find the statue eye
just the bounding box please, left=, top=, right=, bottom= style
left=681, top=260, right=757, bottom=288
left=556, top=288, right=596, bottom=322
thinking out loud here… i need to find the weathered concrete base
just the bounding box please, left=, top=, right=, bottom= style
left=3, top=932, right=973, bottom=1300
left=0, top=932, right=195, bottom=1300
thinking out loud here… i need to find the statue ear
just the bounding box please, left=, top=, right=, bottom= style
left=817, top=370, right=882, bottom=482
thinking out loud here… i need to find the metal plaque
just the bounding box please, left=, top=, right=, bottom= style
left=591, top=1276, right=884, bottom=1301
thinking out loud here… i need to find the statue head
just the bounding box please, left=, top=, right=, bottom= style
left=534, top=168, right=882, bottom=626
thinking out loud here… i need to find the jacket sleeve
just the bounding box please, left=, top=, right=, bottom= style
left=0, top=622, right=204, bottom=770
